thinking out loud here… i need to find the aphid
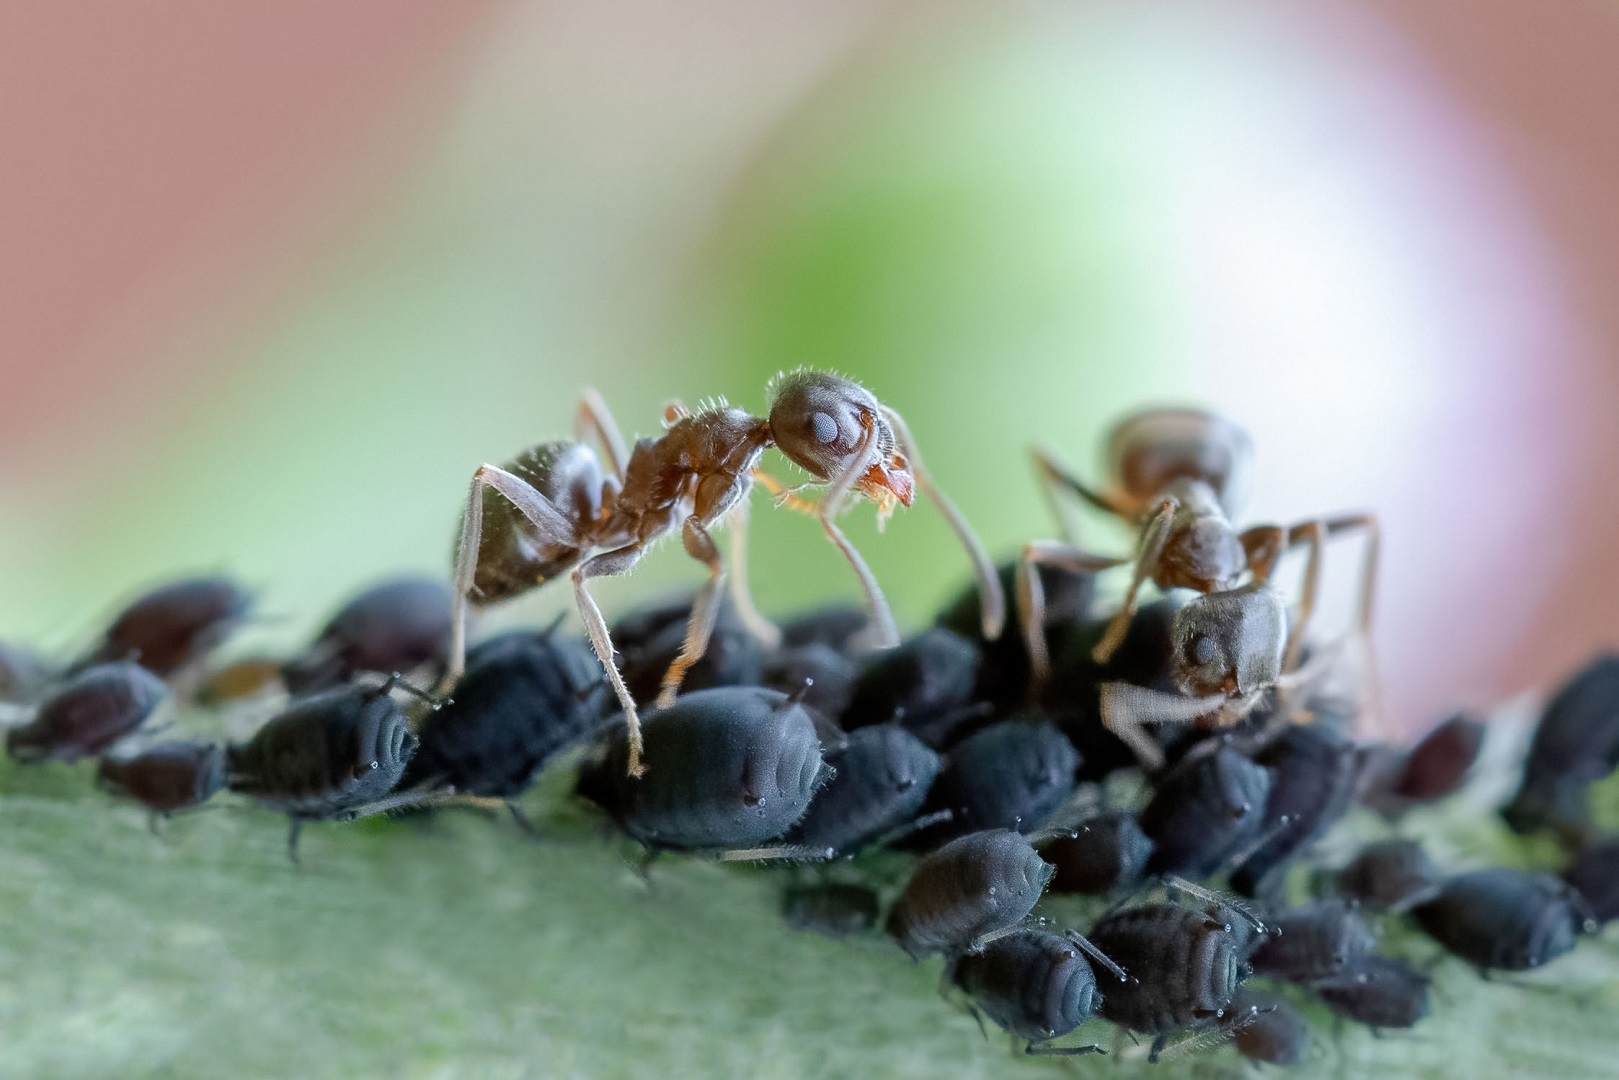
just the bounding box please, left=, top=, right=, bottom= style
left=6, top=662, right=168, bottom=763
left=1231, top=723, right=1357, bottom=897
left=937, top=558, right=1096, bottom=709
left=777, top=603, right=873, bottom=656
left=1503, top=654, right=1619, bottom=840
left=1139, top=742, right=1273, bottom=878
left=912, top=715, right=1079, bottom=845
left=784, top=724, right=940, bottom=856
left=949, top=929, right=1105, bottom=1055
left=1364, top=712, right=1485, bottom=818
left=400, top=629, right=608, bottom=821
left=840, top=627, right=984, bottom=747
left=1412, top=867, right=1598, bottom=971
left=97, top=740, right=227, bottom=820
left=886, top=829, right=1054, bottom=959
left=574, top=686, right=829, bottom=853
left=1247, top=900, right=1374, bottom=986
left=1311, top=955, right=1429, bottom=1030
left=76, top=575, right=252, bottom=677
left=226, top=679, right=422, bottom=861
left=760, top=642, right=858, bottom=723
left=781, top=881, right=880, bottom=938
left=1562, top=839, right=1619, bottom=923
left=1085, top=900, right=1252, bottom=1060
left=1018, top=408, right=1378, bottom=690
left=1329, top=839, right=1442, bottom=914
left=1224, top=991, right=1309, bottom=1067
left=282, top=577, right=453, bottom=695
left=445, top=373, right=1005, bottom=775
left=1037, top=810, right=1155, bottom=896
left=0, top=640, right=54, bottom=703
left=616, top=595, right=764, bottom=708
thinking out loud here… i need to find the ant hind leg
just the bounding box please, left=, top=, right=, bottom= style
left=573, top=541, right=652, bottom=775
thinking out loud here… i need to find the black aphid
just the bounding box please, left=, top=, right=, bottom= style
left=1231, top=723, right=1357, bottom=897
left=778, top=604, right=872, bottom=657
left=1140, top=742, right=1273, bottom=878
left=949, top=928, right=1104, bottom=1054
left=784, top=723, right=939, bottom=856
left=886, top=829, right=1053, bottom=959
left=1085, top=900, right=1252, bottom=1060
left=1037, top=810, right=1155, bottom=896
left=400, top=629, right=608, bottom=818
left=1412, top=867, right=1597, bottom=971
left=282, top=577, right=453, bottom=695
left=1330, top=839, right=1442, bottom=914
left=1364, top=712, right=1485, bottom=818
left=1562, top=839, right=1619, bottom=923
left=97, top=740, right=227, bottom=817
left=617, top=594, right=765, bottom=708
left=77, top=575, right=251, bottom=677
left=226, top=680, right=420, bottom=861
left=1246, top=900, right=1374, bottom=986
left=912, top=714, right=1079, bottom=846
left=574, top=686, right=828, bottom=853
left=1311, top=955, right=1429, bottom=1030
left=7, top=662, right=168, bottom=763
left=781, top=882, right=880, bottom=938
left=761, top=643, right=857, bottom=723
left=1225, top=990, right=1309, bottom=1067
left=1502, top=654, right=1619, bottom=839
left=841, top=627, right=983, bottom=747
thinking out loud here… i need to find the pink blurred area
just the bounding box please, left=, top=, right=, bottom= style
left=3, top=0, right=1618, bottom=731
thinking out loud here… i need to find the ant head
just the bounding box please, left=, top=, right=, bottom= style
left=768, top=371, right=914, bottom=511
left=1170, top=583, right=1286, bottom=698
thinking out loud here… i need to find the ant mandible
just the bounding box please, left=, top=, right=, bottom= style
left=1016, top=407, right=1379, bottom=687
left=444, top=370, right=1005, bottom=777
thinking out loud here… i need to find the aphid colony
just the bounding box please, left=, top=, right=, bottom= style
left=3, top=388, right=1616, bottom=1068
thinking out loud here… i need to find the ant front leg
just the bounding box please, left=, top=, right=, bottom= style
left=815, top=420, right=900, bottom=649
left=724, top=497, right=782, bottom=651
left=572, top=541, right=653, bottom=775
left=1030, top=444, right=1133, bottom=540
left=656, top=516, right=727, bottom=708
left=574, top=388, right=630, bottom=482
left=750, top=467, right=820, bottom=516
left=1092, top=496, right=1178, bottom=665
left=1016, top=540, right=1126, bottom=684
left=443, top=464, right=581, bottom=694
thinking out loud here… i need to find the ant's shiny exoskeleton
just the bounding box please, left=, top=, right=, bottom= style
left=445, top=370, right=1004, bottom=776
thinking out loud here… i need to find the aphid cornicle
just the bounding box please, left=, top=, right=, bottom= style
left=1329, top=839, right=1442, bottom=914
left=1231, top=722, right=1358, bottom=897
left=760, top=642, right=858, bottom=723
left=1311, top=955, right=1429, bottom=1030
left=1085, top=901, right=1252, bottom=1060
left=574, top=686, right=829, bottom=853
left=1503, top=653, right=1619, bottom=839
left=1412, top=867, right=1597, bottom=971
left=97, top=740, right=227, bottom=819
left=1139, top=742, right=1273, bottom=878
left=444, top=372, right=1005, bottom=776
left=949, top=929, right=1104, bottom=1055
left=282, top=577, right=453, bottom=695
left=1563, top=839, right=1619, bottom=923
left=6, top=662, right=168, bottom=764
left=1037, top=810, right=1155, bottom=897
left=77, top=575, right=252, bottom=678
left=886, top=829, right=1054, bottom=960
left=840, top=627, right=983, bottom=748
left=226, top=679, right=420, bottom=862
left=911, top=715, right=1079, bottom=846
left=783, top=723, right=939, bottom=857
left=781, top=882, right=880, bottom=938
left=1246, top=900, right=1375, bottom=986
left=400, top=629, right=608, bottom=820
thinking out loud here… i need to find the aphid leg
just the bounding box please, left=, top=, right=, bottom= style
left=286, top=818, right=304, bottom=867
left=716, top=845, right=834, bottom=863
left=147, top=811, right=168, bottom=838
left=1026, top=1040, right=1106, bottom=1057
left=1163, top=875, right=1269, bottom=934
left=573, top=388, right=630, bottom=481
left=443, top=464, right=580, bottom=694
left=869, top=808, right=955, bottom=851
left=816, top=419, right=900, bottom=648
left=1017, top=540, right=1126, bottom=683
left=1092, top=496, right=1179, bottom=665
left=723, top=498, right=782, bottom=649
left=572, top=542, right=652, bottom=776
left=883, top=405, right=1006, bottom=640
left=505, top=800, right=540, bottom=838
left=967, top=923, right=1028, bottom=953
left=1098, top=682, right=1228, bottom=772
left=656, top=517, right=727, bottom=708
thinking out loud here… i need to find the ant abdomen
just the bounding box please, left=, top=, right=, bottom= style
left=466, top=441, right=603, bottom=604
left=1105, top=408, right=1252, bottom=517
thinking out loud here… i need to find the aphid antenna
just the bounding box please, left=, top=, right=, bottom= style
left=1223, top=812, right=1297, bottom=878
left=372, top=672, right=445, bottom=710
left=783, top=678, right=815, bottom=708
left=715, top=845, right=835, bottom=864
left=1063, top=928, right=1129, bottom=982
left=1025, top=1039, right=1107, bottom=1057
left=1163, top=875, right=1269, bottom=935
left=966, top=922, right=1030, bottom=954
left=1145, top=1015, right=1239, bottom=1064
left=869, top=808, right=954, bottom=852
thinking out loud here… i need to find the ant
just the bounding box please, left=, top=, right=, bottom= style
left=445, top=370, right=1004, bottom=776
left=1016, top=407, right=1380, bottom=724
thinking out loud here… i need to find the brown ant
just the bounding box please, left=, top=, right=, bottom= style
left=445, top=370, right=1004, bottom=776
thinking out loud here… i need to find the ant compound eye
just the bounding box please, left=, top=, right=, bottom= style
left=811, top=411, right=840, bottom=445
left=1192, top=635, right=1219, bottom=666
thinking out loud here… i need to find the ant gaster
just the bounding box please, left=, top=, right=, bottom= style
left=446, top=371, right=1004, bottom=776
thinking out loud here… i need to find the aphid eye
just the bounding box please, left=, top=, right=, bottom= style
left=810, top=411, right=840, bottom=445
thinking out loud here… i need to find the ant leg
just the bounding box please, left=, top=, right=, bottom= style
left=572, top=541, right=652, bottom=775
left=1098, top=682, right=1228, bottom=771
left=750, top=467, right=820, bottom=515
left=656, top=517, right=727, bottom=708
left=816, top=419, right=901, bottom=648
left=1092, top=496, right=1178, bottom=665
left=1016, top=540, right=1126, bottom=683
left=1280, top=512, right=1384, bottom=735
left=883, top=406, right=1005, bottom=640
left=1030, top=444, right=1133, bottom=536
left=724, top=497, right=782, bottom=650
left=1240, top=524, right=1287, bottom=584
left=574, top=388, right=630, bottom=481
left=444, top=464, right=580, bottom=694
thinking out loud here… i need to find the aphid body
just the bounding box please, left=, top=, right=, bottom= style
left=1038, top=810, right=1155, bottom=896
left=950, top=929, right=1102, bottom=1047
left=1140, top=743, right=1273, bottom=878
left=781, top=882, right=880, bottom=938
left=79, top=575, right=251, bottom=677
left=1311, top=955, right=1429, bottom=1030
left=283, top=577, right=453, bottom=694
left=914, top=716, right=1079, bottom=845
left=1412, top=868, right=1597, bottom=971
left=7, top=662, right=168, bottom=763
left=1503, top=654, right=1619, bottom=838
left=1246, top=900, right=1374, bottom=986
left=886, top=829, right=1053, bottom=959
left=784, top=723, right=939, bottom=856
left=97, top=740, right=227, bottom=815
left=1330, top=839, right=1442, bottom=914
left=1231, top=723, right=1357, bottom=896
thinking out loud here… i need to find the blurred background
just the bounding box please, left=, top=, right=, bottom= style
left=3, top=0, right=1617, bottom=735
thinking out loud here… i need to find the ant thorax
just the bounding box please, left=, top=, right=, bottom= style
left=609, top=406, right=771, bottom=525
left=1154, top=477, right=1247, bottom=594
